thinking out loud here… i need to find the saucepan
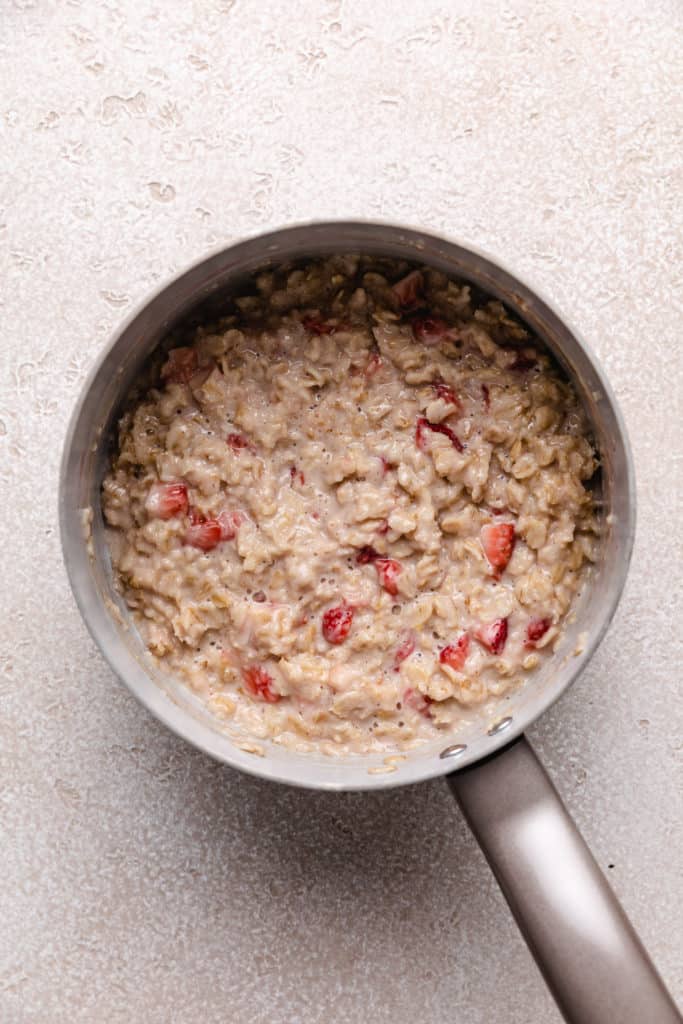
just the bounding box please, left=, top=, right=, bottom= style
left=59, top=223, right=681, bottom=1024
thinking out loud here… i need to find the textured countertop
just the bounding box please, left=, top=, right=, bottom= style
left=1, top=2, right=681, bottom=1022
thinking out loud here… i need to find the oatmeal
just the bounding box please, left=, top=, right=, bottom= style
left=102, top=256, right=599, bottom=755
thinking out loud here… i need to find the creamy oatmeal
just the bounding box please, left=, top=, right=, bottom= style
left=102, top=256, right=599, bottom=755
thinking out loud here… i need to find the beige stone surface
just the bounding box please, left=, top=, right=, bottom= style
left=1, top=2, right=681, bottom=1022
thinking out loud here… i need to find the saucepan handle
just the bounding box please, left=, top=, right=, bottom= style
left=447, top=735, right=681, bottom=1024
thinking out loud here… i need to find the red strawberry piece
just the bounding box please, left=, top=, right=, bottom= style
left=403, top=687, right=433, bottom=717
left=242, top=665, right=281, bottom=703
left=393, top=269, right=423, bottom=309
left=303, top=316, right=336, bottom=335
left=412, top=316, right=449, bottom=345
left=475, top=618, right=509, bottom=655
left=185, top=517, right=222, bottom=551
left=161, top=347, right=198, bottom=384
left=415, top=416, right=464, bottom=453
left=432, top=379, right=462, bottom=410
left=217, top=509, right=243, bottom=541
left=379, top=456, right=394, bottom=475
left=322, top=603, right=355, bottom=645
left=393, top=632, right=416, bottom=671
left=355, top=546, right=402, bottom=595
left=375, top=557, right=402, bottom=596
left=439, top=634, right=470, bottom=671
left=145, top=482, right=188, bottom=520
left=364, top=353, right=383, bottom=377
left=227, top=432, right=254, bottom=453
left=356, top=545, right=380, bottom=565
left=290, top=465, right=305, bottom=486
left=481, top=522, right=516, bottom=577
left=481, top=383, right=490, bottom=410
left=525, top=617, right=552, bottom=648
left=376, top=519, right=390, bottom=535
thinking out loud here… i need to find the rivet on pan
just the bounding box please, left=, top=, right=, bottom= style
left=439, top=743, right=467, bottom=760
left=488, top=716, right=513, bottom=736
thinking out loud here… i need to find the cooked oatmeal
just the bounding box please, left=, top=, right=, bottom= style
left=102, top=256, right=599, bottom=755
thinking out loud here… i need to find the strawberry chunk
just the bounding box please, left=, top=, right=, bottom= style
left=242, top=665, right=281, bottom=703
left=303, top=316, right=336, bottom=335
left=432, top=379, right=462, bottom=410
left=525, top=617, right=552, bottom=648
left=227, top=432, right=254, bottom=453
left=217, top=509, right=244, bottom=541
left=376, top=519, right=390, bottom=535
left=481, top=383, right=491, bottom=410
left=375, top=558, right=401, bottom=596
left=415, top=416, right=464, bottom=453
left=475, top=618, right=509, bottom=655
left=393, top=632, right=416, bottom=671
left=185, top=517, right=222, bottom=551
left=145, top=482, right=188, bottom=520
left=322, top=603, right=355, bottom=645
left=161, top=347, right=198, bottom=384
left=403, top=687, right=433, bottom=717
left=356, top=546, right=402, bottom=595
left=412, top=316, right=449, bottom=345
left=439, top=634, right=470, bottom=671
left=481, top=522, right=516, bottom=577
left=393, top=269, right=423, bottom=310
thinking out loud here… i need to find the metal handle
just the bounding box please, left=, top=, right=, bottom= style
left=448, top=735, right=681, bottom=1024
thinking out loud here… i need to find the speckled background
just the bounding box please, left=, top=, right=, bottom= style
left=1, top=2, right=681, bottom=1022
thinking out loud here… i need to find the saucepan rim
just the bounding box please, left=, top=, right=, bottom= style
left=59, top=220, right=636, bottom=790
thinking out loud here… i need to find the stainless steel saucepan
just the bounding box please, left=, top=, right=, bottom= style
left=59, top=223, right=681, bottom=1024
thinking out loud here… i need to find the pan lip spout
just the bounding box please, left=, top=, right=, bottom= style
left=59, top=220, right=636, bottom=792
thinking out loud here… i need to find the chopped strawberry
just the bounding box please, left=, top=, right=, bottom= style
left=356, top=545, right=380, bottom=565
left=355, top=546, right=402, bottom=595
left=242, top=665, right=281, bottom=703
left=439, top=634, right=470, bottom=671
left=161, top=347, right=198, bottom=384
left=481, top=383, right=491, bottom=410
left=227, top=432, right=254, bottom=453
left=432, top=379, right=462, bottom=410
left=376, top=519, right=390, bottom=535
left=393, top=269, right=423, bottom=310
left=303, top=316, right=336, bottom=335
left=375, top=558, right=402, bottom=596
left=290, top=465, right=305, bottom=486
left=379, top=456, right=394, bottom=475
left=489, top=505, right=511, bottom=516
left=415, top=416, right=464, bottom=453
left=322, top=603, right=355, bottom=645
left=185, top=517, right=222, bottom=551
left=412, top=316, right=449, bottom=345
left=525, top=617, right=552, bottom=648
left=393, top=632, right=416, bottom=671
left=481, top=522, right=516, bottom=577
left=145, top=482, right=188, bottom=520
left=475, top=618, right=509, bottom=655
left=364, top=353, right=383, bottom=377
left=403, top=687, right=433, bottom=717
left=217, top=509, right=243, bottom=541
